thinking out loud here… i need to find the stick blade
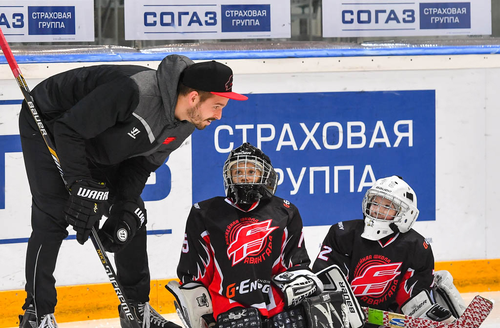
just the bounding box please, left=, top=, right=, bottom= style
left=363, top=295, right=493, bottom=328
left=451, top=295, right=493, bottom=328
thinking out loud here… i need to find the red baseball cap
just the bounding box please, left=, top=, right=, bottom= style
left=181, top=61, right=248, bottom=101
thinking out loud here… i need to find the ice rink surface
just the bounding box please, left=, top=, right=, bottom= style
left=13, top=291, right=498, bottom=328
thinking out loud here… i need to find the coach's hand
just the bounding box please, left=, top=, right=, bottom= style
left=64, top=180, right=109, bottom=245
left=98, top=201, right=146, bottom=253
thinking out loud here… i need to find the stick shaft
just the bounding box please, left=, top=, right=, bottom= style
left=0, top=27, right=137, bottom=324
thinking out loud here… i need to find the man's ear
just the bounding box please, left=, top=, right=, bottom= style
left=187, top=90, right=199, bottom=106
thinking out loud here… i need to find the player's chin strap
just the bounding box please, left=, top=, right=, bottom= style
left=165, top=281, right=215, bottom=328
left=389, top=222, right=400, bottom=233
left=315, top=265, right=366, bottom=328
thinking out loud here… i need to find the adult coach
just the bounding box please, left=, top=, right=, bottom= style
left=18, top=55, right=247, bottom=328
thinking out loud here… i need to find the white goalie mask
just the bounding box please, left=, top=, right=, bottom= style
left=361, top=175, right=419, bottom=241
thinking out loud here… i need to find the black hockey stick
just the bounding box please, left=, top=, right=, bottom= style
left=0, top=27, right=137, bottom=324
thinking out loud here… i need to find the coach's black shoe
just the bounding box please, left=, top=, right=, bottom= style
left=19, top=304, right=58, bottom=328
left=119, top=301, right=181, bottom=328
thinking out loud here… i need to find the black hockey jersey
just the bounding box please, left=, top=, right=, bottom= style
left=177, top=196, right=311, bottom=318
left=312, top=219, right=434, bottom=312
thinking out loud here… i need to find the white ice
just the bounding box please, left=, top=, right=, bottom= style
left=9, top=291, right=500, bottom=328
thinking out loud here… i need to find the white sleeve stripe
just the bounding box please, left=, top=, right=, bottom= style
left=133, top=112, right=155, bottom=143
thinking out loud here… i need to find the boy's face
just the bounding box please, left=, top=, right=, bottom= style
left=231, top=161, right=262, bottom=184
left=369, top=195, right=397, bottom=220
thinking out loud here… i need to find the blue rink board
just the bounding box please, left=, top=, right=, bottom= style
left=0, top=48, right=445, bottom=243
left=192, top=90, right=436, bottom=227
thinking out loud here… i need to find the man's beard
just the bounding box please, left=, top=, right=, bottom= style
left=186, top=103, right=206, bottom=130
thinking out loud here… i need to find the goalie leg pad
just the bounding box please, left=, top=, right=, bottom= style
left=315, top=265, right=366, bottom=328
left=301, top=292, right=346, bottom=328
left=216, top=307, right=261, bottom=328
left=433, top=270, right=467, bottom=318
left=166, top=281, right=214, bottom=328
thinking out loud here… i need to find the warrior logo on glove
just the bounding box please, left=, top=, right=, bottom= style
left=64, top=179, right=109, bottom=245
left=75, top=185, right=109, bottom=200
left=98, top=201, right=147, bottom=253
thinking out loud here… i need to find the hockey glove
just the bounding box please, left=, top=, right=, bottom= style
left=98, top=201, right=146, bottom=253
left=64, top=179, right=109, bottom=245
left=401, top=289, right=455, bottom=323
left=272, top=269, right=324, bottom=308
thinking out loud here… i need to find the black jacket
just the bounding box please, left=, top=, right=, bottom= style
left=28, top=54, right=196, bottom=201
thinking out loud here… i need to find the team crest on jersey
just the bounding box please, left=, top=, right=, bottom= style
left=225, top=218, right=278, bottom=266
left=283, top=199, right=290, bottom=208
left=351, top=255, right=403, bottom=306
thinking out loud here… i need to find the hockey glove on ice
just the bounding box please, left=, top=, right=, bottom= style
left=64, top=180, right=109, bottom=245
left=98, top=201, right=146, bottom=253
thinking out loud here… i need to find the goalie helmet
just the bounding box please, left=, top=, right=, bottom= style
left=361, top=175, right=419, bottom=241
left=223, top=142, right=278, bottom=204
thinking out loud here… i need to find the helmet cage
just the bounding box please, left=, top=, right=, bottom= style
left=360, top=176, right=419, bottom=241
left=223, top=154, right=277, bottom=204
left=363, top=190, right=408, bottom=222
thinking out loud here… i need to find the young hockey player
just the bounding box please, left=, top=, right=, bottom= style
left=18, top=55, right=247, bottom=328
left=167, top=143, right=336, bottom=328
left=312, top=175, right=464, bottom=327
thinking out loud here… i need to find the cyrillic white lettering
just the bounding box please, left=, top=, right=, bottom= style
left=393, top=120, right=413, bottom=147
left=277, top=123, right=298, bottom=151
left=287, top=167, right=306, bottom=195
left=334, top=166, right=354, bottom=193
left=347, top=122, right=366, bottom=149
left=323, top=122, right=343, bottom=150
left=358, top=165, right=376, bottom=192
left=310, top=167, right=330, bottom=194
left=214, top=125, right=233, bottom=152
left=235, top=124, right=254, bottom=143
left=369, top=121, right=391, bottom=148
left=300, top=123, right=321, bottom=150
left=257, top=124, right=275, bottom=149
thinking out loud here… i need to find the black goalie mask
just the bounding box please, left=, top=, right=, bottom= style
left=223, top=143, right=278, bottom=204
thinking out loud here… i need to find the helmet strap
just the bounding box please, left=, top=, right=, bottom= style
left=389, top=222, right=400, bottom=234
